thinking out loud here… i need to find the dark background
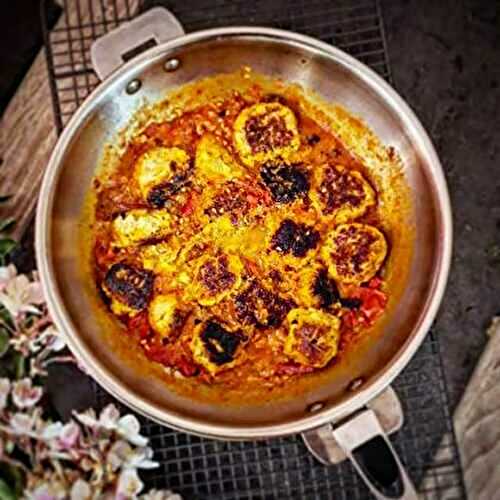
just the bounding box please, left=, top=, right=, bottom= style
left=1, top=0, right=499, bottom=412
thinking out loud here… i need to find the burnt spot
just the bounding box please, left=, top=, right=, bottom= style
left=199, top=255, right=236, bottom=296
left=103, top=263, right=154, bottom=310
left=307, top=134, right=321, bottom=146
left=318, top=166, right=366, bottom=214
left=339, top=297, right=362, bottom=309
left=313, top=268, right=339, bottom=308
left=245, top=115, right=294, bottom=154
left=260, top=163, right=309, bottom=204
left=262, top=93, right=288, bottom=105
left=235, top=281, right=295, bottom=328
left=147, top=162, right=193, bottom=208
left=201, top=321, right=244, bottom=366
left=271, top=219, right=320, bottom=258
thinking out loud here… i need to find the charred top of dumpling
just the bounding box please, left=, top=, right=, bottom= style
left=271, top=219, right=320, bottom=258
left=260, top=162, right=309, bottom=204
left=103, top=263, right=154, bottom=312
left=234, top=280, right=295, bottom=328
left=201, top=321, right=245, bottom=366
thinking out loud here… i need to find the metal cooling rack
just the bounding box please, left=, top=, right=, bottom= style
left=41, top=1, right=465, bottom=498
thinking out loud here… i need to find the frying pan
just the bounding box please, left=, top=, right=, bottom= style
left=36, top=8, right=452, bottom=499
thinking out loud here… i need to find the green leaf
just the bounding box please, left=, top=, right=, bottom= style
left=14, top=354, right=24, bottom=379
left=0, top=328, right=9, bottom=357
left=0, top=218, right=15, bottom=233
left=0, top=195, right=12, bottom=204
left=0, top=239, right=16, bottom=262
left=0, top=479, right=16, bottom=500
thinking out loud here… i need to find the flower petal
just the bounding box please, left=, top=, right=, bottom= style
left=10, top=412, right=34, bottom=434
left=74, top=408, right=98, bottom=428
left=116, top=468, right=144, bottom=497
left=42, top=421, right=64, bottom=441
left=59, top=421, right=81, bottom=449
left=70, top=479, right=91, bottom=500
left=99, top=404, right=120, bottom=429
left=117, top=414, right=148, bottom=447
left=12, top=378, right=43, bottom=409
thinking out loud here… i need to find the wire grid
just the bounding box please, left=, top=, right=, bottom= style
left=41, top=1, right=465, bottom=498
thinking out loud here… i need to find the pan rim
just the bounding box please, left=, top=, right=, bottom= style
left=35, top=26, right=452, bottom=439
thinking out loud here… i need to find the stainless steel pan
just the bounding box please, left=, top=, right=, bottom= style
left=36, top=8, right=452, bottom=499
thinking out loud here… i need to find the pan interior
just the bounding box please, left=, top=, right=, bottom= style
left=44, top=34, right=445, bottom=433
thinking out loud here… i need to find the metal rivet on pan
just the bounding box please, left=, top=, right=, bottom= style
left=164, top=58, right=181, bottom=72
left=308, top=402, right=324, bottom=413
left=126, top=79, right=142, bottom=94
left=348, top=378, right=364, bottom=391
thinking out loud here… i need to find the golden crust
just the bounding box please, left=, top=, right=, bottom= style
left=311, top=164, right=375, bottom=223
left=321, top=223, right=387, bottom=286
left=284, top=308, right=340, bottom=368
left=233, top=102, right=300, bottom=167
left=186, top=253, right=244, bottom=306
left=112, top=209, right=172, bottom=247
left=148, top=294, right=180, bottom=338
left=135, top=146, right=190, bottom=200
left=195, top=134, right=245, bottom=182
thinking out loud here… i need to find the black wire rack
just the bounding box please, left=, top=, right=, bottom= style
left=41, top=1, right=466, bottom=498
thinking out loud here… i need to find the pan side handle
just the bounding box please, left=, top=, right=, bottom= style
left=302, top=409, right=418, bottom=500
left=90, top=7, right=184, bottom=80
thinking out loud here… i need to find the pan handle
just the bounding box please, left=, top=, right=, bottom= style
left=302, top=409, right=418, bottom=499
left=90, top=7, right=184, bottom=80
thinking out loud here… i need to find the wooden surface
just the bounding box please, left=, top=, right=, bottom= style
left=0, top=2, right=499, bottom=498
left=0, top=0, right=139, bottom=240
left=454, top=319, right=500, bottom=500
left=0, top=52, right=57, bottom=239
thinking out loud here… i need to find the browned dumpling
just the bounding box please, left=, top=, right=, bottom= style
left=321, top=223, right=387, bottom=285
left=311, top=164, right=375, bottom=223
left=284, top=308, right=341, bottom=368
left=233, top=102, right=300, bottom=167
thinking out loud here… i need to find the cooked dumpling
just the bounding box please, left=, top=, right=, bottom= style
left=112, top=209, right=172, bottom=247
left=311, top=164, right=375, bottom=222
left=270, top=219, right=320, bottom=259
left=102, top=263, right=154, bottom=316
left=260, top=162, right=309, bottom=204
left=140, top=238, right=180, bottom=275
left=296, top=264, right=340, bottom=309
left=135, top=146, right=191, bottom=207
left=195, top=134, right=245, bottom=181
left=321, top=223, right=387, bottom=285
left=190, top=320, right=246, bottom=374
left=187, top=253, right=243, bottom=306
left=234, top=280, right=295, bottom=328
left=233, top=102, right=300, bottom=167
left=148, top=295, right=184, bottom=339
left=284, top=308, right=340, bottom=368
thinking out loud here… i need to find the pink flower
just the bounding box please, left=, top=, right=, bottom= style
left=0, top=378, right=10, bottom=410
left=59, top=421, right=81, bottom=449
left=11, top=378, right=43, bottom=409
left=0, top=273, right=44, bottom=318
